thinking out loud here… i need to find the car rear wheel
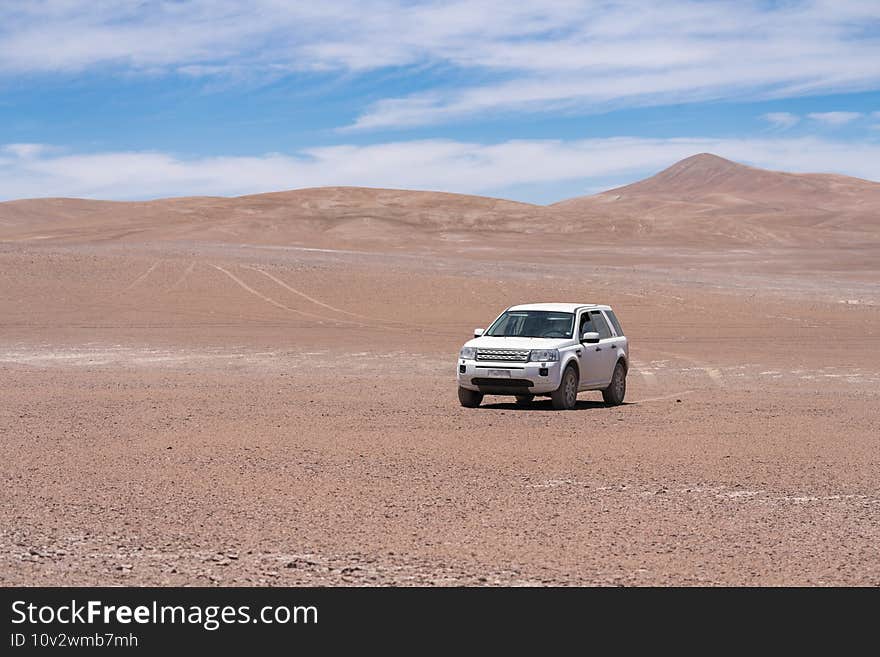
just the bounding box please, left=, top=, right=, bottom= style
left=551, top=364, right=579, bottom=410
left=458, top=386, right=484, bottom=408
left=602, top=362, right=627, bottom=406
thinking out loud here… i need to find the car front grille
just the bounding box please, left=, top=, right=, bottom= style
left=475, top=348, right=530, bottom=362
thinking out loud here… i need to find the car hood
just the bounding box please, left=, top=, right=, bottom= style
left=462, top=336, right=574, bottom=351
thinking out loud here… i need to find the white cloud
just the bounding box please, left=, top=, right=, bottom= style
left=762, top=112, right=800, bottom=130
left=3, top=136, right=879, bottom=203
left=807, top=111, right=863, bottom=126
left=342, top=2, right=880, bottom=129
left=1, top=143, right=54, bottom=159
left=1, top=2, right=879, bottom=129
left=0, top=2, right=588, bottom=74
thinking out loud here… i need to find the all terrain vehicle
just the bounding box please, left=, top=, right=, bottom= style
left=456, top=303, right=628, bottom=410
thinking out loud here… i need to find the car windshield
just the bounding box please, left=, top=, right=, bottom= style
left=485, top=310, right=574, bottom=338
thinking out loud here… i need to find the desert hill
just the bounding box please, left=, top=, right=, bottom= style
left=0, top=187, right=544, bottom=248
left=552, top=153, right=880, bottom=246
left=1, top=154, right=878, bottom=248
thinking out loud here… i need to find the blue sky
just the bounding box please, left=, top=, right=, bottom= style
left=1, top=1, right=879, bottom=203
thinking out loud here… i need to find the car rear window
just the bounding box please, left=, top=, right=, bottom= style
left=605, top=310, right=624, bottom=337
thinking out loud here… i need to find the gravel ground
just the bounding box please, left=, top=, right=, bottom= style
left=1, top=242, right=878, bottom=585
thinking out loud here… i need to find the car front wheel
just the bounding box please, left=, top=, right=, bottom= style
left=458, top=386, right=484, bottom=408
left=551, top=364, right=579, bottom=410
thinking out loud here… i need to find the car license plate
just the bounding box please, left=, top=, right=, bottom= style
left=487, top=369, right=511, bottom=378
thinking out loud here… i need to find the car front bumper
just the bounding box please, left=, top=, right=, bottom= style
left=456, top=359, right=562, bottom=395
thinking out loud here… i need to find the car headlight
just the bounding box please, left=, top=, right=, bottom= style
left=529, top=349, right=559, bottom=362
left=459, top=346, right=477, bottom=359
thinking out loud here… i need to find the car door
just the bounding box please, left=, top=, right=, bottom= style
left=602, top=309, right=627, bottom=362
left=585, top=310, right=617, bottom=387
left=575, top=310, right=606, bottom=388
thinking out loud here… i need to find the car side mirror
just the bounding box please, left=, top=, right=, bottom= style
left=473, top=328, right=484, bottom=338
left=581, top=331, right=600, bottom=343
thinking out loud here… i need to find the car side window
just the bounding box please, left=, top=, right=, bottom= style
left=579, top=312, right=594, bottom=337
left=590, top=310, right=611, bottom=339
left=605, top=310, right=624, bottom=337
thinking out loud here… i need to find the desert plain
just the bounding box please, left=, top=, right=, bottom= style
left=1, top=153, right=878, bottom=585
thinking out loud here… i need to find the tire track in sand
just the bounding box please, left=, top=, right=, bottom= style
left=244, top=266, right=432, bottom=333
left=246, top=266, right=368, bottom=318
left=168, top=260, right=196, bottom=290
left=123, top=260, right=161, bottom=292
left=211, top=264, right=365, bottom=326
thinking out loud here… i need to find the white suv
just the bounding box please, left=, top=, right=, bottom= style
left=457, top=303, right=628, bottom=410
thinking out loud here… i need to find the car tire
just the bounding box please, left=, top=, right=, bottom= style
left=514, top=394, right=534, bottom=407
left=551, top=364, right=579, bottom=410
left=458, top=386, right=483, bottom=408
left=602, top=361, right=627, bottom=406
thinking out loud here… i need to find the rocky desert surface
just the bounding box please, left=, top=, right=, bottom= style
left=1, top=154, right=878, bottom=585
